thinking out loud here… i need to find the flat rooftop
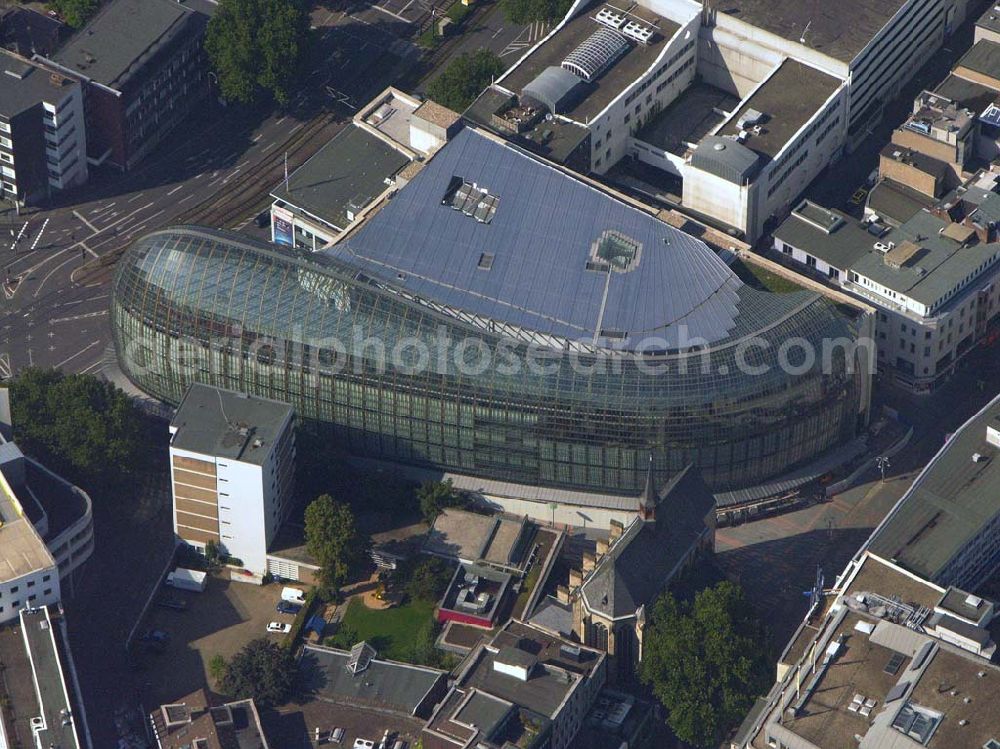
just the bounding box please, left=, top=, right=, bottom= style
left=424, top=509, right=530, bottom=568
left=51, top=0, right=203, bottom=90
left=934, top=73, right=999, bottom=116
left=0, top=50, right=75, bottom=117
left=0, top=466, right=55, bottom=584
left=976, top=2, right=1000, bottom=38
left=272, top=124, right=410, bottom=233
left=870, top=394, right=1000, bottom=582
left=365, top=91, right=419, bottom=149
left=717, top=59, right=842, bottom=161
left=498, top=0, right=679, bottom=123
left=635, top=82, right=738, bottom=156
left=866, top=179, right=934, bottom=226
left=715, top=0, right=912, bottom=63
left=20, top=607, right=82, bottom=749
left=333, top=126, right=752, bottom=351
left=170, top=383, right=293, bottom=466
left=955, top=39, right=1000, bottom=81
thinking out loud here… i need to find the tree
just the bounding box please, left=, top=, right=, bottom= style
left=426, top=50, right=503, bottom=112
left=416, top=479, right=466, bottom=522
left=304, top=494, right=366, bottom=592
left=208, top=654, right=227, bottom=686
left=640, top=582, right=772, bottom=748
left=50, top=0, right=99, bottom=28
left=403, top=557, right=454, bottom=602
left=407, top=617, right=440, bottom=666
left=205, top=0, right=310, bottom=106
left=220, top=638, right=295, bottom=707
left=204, top=539, right=220, bottom=565
left=503, top=0, right=572, bottom=24
left=9, top=368, right=148, bottom=490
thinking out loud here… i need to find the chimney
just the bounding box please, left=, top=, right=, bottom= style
left=596, top=538, right=609, bottom=558
left=582, top=552, right=597, bottom=573
left=609, top=519, right=624, bottom=541
left=557, top=585, right=571, bottom=604
left=569, top=568, right=583, bottom=589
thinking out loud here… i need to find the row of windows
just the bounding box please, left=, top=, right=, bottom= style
left=622, top=40, right=695, bottom=107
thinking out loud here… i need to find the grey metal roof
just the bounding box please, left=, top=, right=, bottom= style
left=271, top=124, right=410, bottom=233
left=170, top=383, right=292, bottom=465
left=774, top=205, right=873, bottom=271
left=335, top=127, right=746, bottom=350
left=690, top=136, right=760, bottom=184
left=522, top=66, right=585, bottom=113
left=869, top=393, right=1000, bottom=583
left=580, top=465, right=714, bottom=618
left=0, top=50, right=73, bottom=117
left=51, top=0, right=201, bottom=89
left=298, top=644, right=446, bottom=715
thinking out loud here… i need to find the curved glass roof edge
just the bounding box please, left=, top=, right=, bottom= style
left=124, top=226, right=837, bottom=359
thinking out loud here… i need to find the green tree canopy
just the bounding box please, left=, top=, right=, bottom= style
left=304, top=494, right=367, bottom=592
left=640, top=581, right=772, bottom=748
left=221, top=638, right=295, bottom=707
left=503, top=0, right=572, bottom=24
left=401, top=557, right=453, bottom=602
left=205, top=0, right=310, bottom=106
left=426, top=50, right=503, bottom=113
left=9, top=368, right=148, bottom=490
left=416, top=478, right=467, bottom=522
left=50, top=0, right=99, bottom=28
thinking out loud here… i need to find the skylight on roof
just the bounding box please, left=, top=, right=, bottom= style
left=442, top=177, right=500, bottom=224
left=589, top=230, right=642, bottom=272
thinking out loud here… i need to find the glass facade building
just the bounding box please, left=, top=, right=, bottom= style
left=112, top=226, right=873, bottom=496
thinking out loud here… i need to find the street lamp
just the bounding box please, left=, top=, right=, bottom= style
left=875, top=455, right=891, bottom=482
left=548, top=502, right=558, bottom=528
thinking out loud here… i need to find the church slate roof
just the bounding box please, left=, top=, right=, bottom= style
left=580, top=465, right=715, bottom=619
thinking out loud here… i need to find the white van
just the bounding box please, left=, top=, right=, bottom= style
left=281, top=586, right=306, bottom=604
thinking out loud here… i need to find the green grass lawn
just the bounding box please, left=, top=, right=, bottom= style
left=337, top=597, right=436, bottom=662
left=730, top=257, right=804, bottom=294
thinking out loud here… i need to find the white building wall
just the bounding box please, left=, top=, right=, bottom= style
left=216, top=458, right=267, bottom=573
left=42, top=84, right=88, bottom=191
left=0, top=567, right=60, bottom=625
left=681, top=163, right=752, bottom=233
left=589, top=15, right=700, bottom=174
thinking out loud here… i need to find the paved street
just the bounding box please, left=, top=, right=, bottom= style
left=0, top=6, right=418, bottom=381
left=716, top=342, right=1000, bottom=647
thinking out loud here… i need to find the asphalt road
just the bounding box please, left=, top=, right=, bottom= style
left=0, top=5, right=419, bottom=382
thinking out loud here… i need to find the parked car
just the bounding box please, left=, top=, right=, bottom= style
left=276, top=600, right=302, bottom=615
left=266, top=621, right=291, bottom=634
left=139, top=629, right=170, bottom=643
left=156, top=596, right=187, bottom=611
left=331, top=727, right=345, bottom=743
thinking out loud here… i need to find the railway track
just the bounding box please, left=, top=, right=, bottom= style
left=178, top=111, right=342, bottom=228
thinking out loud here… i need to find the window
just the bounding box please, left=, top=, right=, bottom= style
left=10, top=586, right=17, bottom=594
left=806, top=255, right=817, bottom=268
left=43, top=588, right=52, bottom=596
left=26, top=580, right=34, bottom=588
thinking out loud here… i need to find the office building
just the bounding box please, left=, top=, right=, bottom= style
left=774, top=174, right=1000, bottom=392
left=168, top=384, right=295, bottom=577
left=270, top=88, right=459, bottom=250
left=466, top=0, right=972, bottom=240
left=422, top=620, right=606, bottom=749
left=0, top=49, right=86, bottom=207
left=0, top=441, right=94, bottom=625
left=0, top=606, right=90, bottom=749
left=112, top=127, right=874, bottom=514
left=735, top=393, right=1000, bottom=749
left=40, top=0, right=210, bottom=171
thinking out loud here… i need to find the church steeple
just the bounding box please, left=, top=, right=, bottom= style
left=639, top=452, right=657, bottom=521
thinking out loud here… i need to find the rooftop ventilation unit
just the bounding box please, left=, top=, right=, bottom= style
left=738, top=109, right=766, bottom=129
left=621, top=20, right=654, bottom=45
left=595, top=7, right=626, bottom=29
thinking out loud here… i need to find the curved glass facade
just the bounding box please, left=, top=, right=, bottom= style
left=112, top=227, right=871, bottom=495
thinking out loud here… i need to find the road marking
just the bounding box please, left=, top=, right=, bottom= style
left=127, top=192, right=146, bottom=203
left=179, top=194, right=195, bottom=203
left=167, top=184, right=185, bottom=196
left=276, top=116, right=286, bottom=125
left=34, top=253, right=80, bottom=298
left=237, top=159, right=251, bottom=169
left=54, top=339, right=101, bottom=369
left=0, top=353, right=10, bottom=380
left=73, top=210, right=98, bottom=233
left=492, top=26, right=504, bottom=39
left=50, top=310, right=109, bottom=324
left=261, top=142, right=275, bottom=152
left=77, top=358, right=104, bottom=375
left=253, top=133, right=263, bottom=142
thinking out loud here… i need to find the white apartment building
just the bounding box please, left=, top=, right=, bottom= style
left=0, top=440, right=95, bottom=625
left=168, top=384, right=296, bottom=576
left=0, top=49, right=88, bottom=207
left=774, top=189, right=1000, bottom=393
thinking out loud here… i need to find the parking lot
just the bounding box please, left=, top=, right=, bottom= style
left=132, top=571, right=300, bottom=708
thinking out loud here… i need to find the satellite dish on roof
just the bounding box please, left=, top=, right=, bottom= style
left=713, top=142, right=726, bottom=151
left=545, top=113, right=553, bottom=121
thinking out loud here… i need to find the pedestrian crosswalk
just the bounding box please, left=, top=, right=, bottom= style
left=501, top=21, right=548, bottom=57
